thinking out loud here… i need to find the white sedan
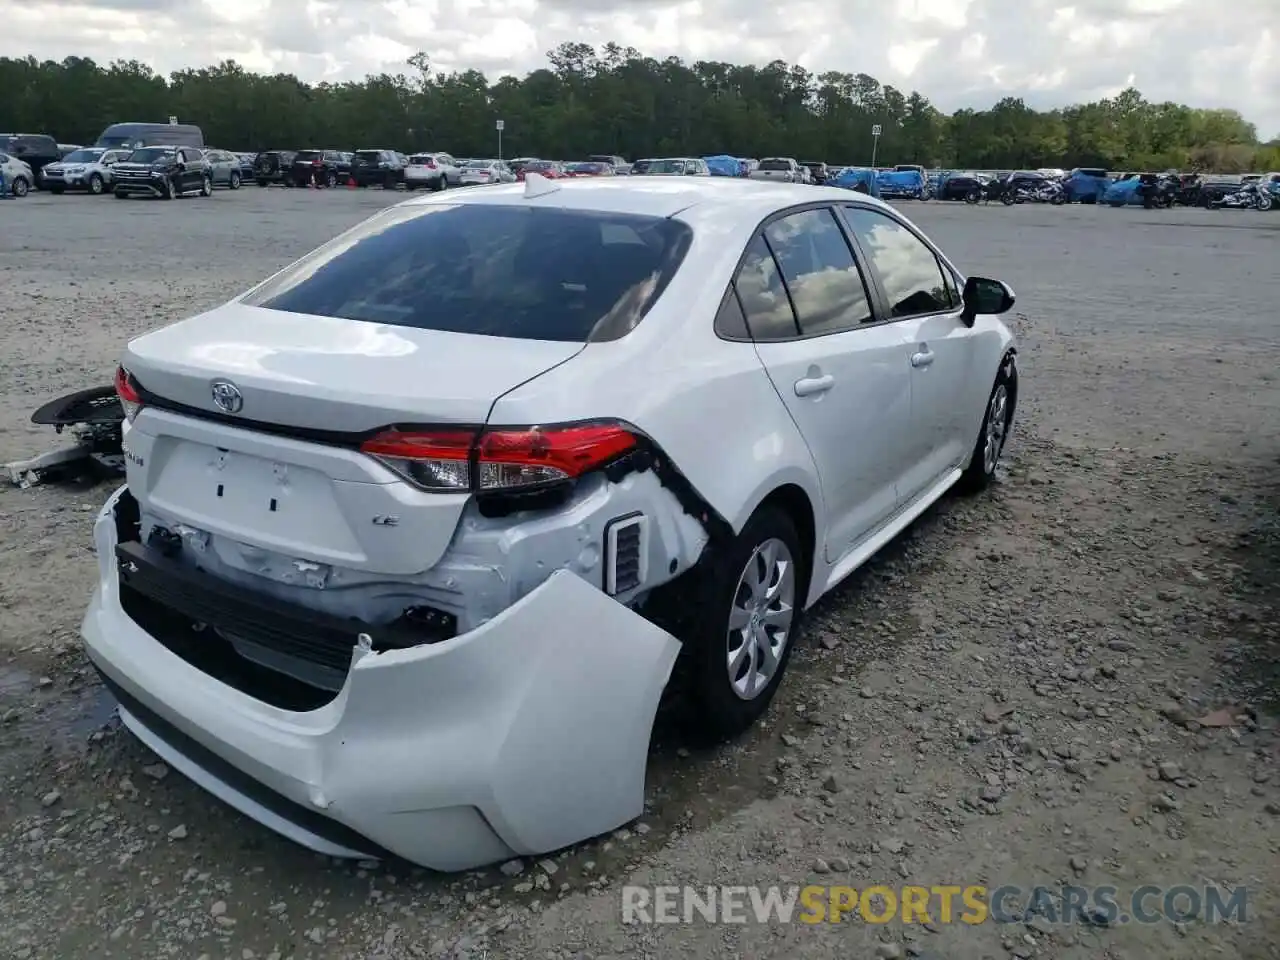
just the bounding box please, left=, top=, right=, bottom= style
left=458, top=159, right=515, bottom=185
left=84, top=176, right=1018, bottom=872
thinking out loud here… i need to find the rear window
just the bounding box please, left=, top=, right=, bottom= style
left=355, top=151, right=384, bottom=162
left=759, top=159, right=792, bottom=171
left=294, top=150, right=321, bottom=162
left=242, top=204, right=694, bottom=342
left=408, top=154, right=432, bottom=164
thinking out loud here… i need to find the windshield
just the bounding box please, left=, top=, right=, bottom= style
left=242, top=204, right=694, bottom=343
left=758, top=159, right=792, bottom=171
left=127, top=148, right=175, bottom=163
left=645, top=159, right=687, bottom=174
left=96, top=136, right=140, bottom=149
left=62, top=149, right=105, bottom=163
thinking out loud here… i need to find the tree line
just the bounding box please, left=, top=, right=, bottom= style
left=2, top=43, right=1277, bottom=173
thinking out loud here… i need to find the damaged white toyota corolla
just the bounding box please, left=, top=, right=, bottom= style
left=82, top=174, right=1019, bottom=871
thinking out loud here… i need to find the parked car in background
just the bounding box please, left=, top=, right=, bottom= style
left=588, top=154, right=629, bottom=174
left=936, top=171, right=989, bottom=202
left=57, top=143, right=83, bottom=157
left=1061, top=167, right=1110, bottom=203
left=515, top=160, right=568, bottom=181
left=459, top=159, right=515, bottom=185
left=633, top=157, right=710, bottom=176
left=253, top=150, right=296, bottom=186
left=800, top=162, right=830, bottom=185
left=90, top=178, right=1018, bottom=873
left=41, top=147, right=131, bottom=195
left=290, top=150, right=350, bottom=188
left=235, top=153, right=256, bottom=181
left=1, top=133, right=62, bottom=188
left=749, top=157, right=803, bottom=183
left=112, top=145, right=212, bottom=200
left=0, top=151, right=34, bottom=196
left=404, top=153, right=461, bottom=190
left=96, top=122, right=204, bottom=150
left=202, top=149, right=244, bottom=189
left=507, top=157, right=539, bottom=175
left=350, top=149, right=407, bottom=188
left=564, top=161, right=614, bottom=178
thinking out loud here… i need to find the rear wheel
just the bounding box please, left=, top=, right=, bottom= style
left=325, top=171, right=338, bottom=189
left=1257, top=194, right=1273, bottom=211
left=964, top=189, right=980, bottom=204
left=684, top=505, right=805, bottom=740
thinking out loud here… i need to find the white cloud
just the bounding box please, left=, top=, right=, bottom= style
left=3, top=0, right=1277, bottom=136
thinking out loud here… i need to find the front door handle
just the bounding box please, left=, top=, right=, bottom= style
left=794, top=374, right=835, bottom=397
left=911, top=349, right=935, bottom=368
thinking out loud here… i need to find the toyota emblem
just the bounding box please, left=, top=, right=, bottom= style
left=210, top=379, right=244, bottom=414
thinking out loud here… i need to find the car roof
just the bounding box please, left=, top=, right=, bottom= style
left=395, top=175, right=897, bottom=223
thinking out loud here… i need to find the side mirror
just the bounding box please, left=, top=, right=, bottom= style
left=960, top=276, right=1015, bottom=326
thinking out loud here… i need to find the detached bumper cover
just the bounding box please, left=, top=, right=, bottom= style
left=82, top=485, right=682, bottom=871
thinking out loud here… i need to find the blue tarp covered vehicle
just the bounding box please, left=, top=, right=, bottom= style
left=1063, top=168, right=1112, bottom=203
left=1102, top=178, right=1143, bottom=206
left=875, top=168, right=927, bottom=199
left=703, top=155, right=742, bottom=177
left=828, top=167, right=881, bottom=197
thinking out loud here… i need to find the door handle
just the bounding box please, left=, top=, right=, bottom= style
left=911, top=349, right=935, bottom=368
left=794, top=374, right=834, bottom=397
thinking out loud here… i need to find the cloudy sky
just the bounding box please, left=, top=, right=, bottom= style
left=4, top=0, right=1278, bottom=137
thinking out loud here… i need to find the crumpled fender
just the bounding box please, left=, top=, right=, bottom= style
left=325, top=569, right=682, bottom=857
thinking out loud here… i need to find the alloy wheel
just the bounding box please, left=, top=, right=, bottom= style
left=982, top=384, right=1009, bottom=473
left=726, top=538, right=796, bottom=700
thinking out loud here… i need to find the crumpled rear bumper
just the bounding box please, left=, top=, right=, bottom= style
left=82, top=485, right=682, bottom=871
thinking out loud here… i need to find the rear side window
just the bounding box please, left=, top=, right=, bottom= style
left=763, top=208, right=872, bottom=335
left=842, top=207, right=954, bottom=318
left=243, top=204, right=693, bottom=342
left=733, top=235, right=799, bottom=340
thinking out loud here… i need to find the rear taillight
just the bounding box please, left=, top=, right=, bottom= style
left=114, top=366, right=143, bottom=422
left=359, top=422, right=638, bottom=492
left=313, top=159, right=322, bottom=166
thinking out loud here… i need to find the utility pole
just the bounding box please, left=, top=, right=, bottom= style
left=870, top=124, right=882, bottom=168
left=496, top=119, right=504, bottom=161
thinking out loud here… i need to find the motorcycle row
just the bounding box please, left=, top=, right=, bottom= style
left=962, top=172, right=1276, bottom=211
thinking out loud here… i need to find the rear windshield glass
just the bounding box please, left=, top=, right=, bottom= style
left=294, top=150, right=321, bottom=162
left=759, top=159, right=792, bottom=171
left=355, top=151, right=383, bottom=161
left=242, top=204, right=694, bottom=342
left=408, top=154, right=432, bottom=164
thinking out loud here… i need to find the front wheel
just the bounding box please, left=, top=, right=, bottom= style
left=1000, top=192, right=1015, bottom=206
left=88, top=173, right=105, bottom=195
left=257, top=178, right=269, bottom=187
left=12, top=176, right=29, bottom=197
left=162, top=177, right=176, bottom=200
left=964, top=189, right=980, bottom=204
left=958, top=355, right=1016, bottom=493
left=200, top=175, right=213, bottom=197
left=1256, top=194, right=1273, bottom=211
left=114, top=189, right=128, bottom=199
left=229, top=171, right=241, bottom=190
left=684, top=506, right=805, bottom=740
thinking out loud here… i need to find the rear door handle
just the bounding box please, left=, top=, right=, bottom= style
left=911, top=349, right=935, bottom=368
left=794, top=374, right=835, bottom=397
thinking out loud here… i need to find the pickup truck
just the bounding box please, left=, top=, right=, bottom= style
left=749, top=157, right=802, bottom=183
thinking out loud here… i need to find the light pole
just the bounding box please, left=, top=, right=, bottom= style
left=496, top=119, right=504, bottom=161
left=870, top=123, right=882, bottom=168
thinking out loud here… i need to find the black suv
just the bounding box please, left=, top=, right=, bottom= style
left=289, top=150, right=350, bottom=188
left=350, top=149, right=406, bottom=188
left=112, top=146, right=212, bottom=199
left=253, top=150, right=296, bottom=186
left=1, top=133, right=62, bottom=188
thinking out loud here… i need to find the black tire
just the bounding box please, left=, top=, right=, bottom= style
left=257, top=178, right=269, bottom=187
left=1000, top=191, right=1015, bottom=206
left=326, top=171, right=338, bottom=189
left=432, top=175, right=446, bottom=192
left=964, top=189, right=980, bottom=204
left=162, top=177, right=176, bottom=200
left=87, top=173, right=105, bottom=195
left=229, top=171, right=241, bottom=190
left=12, top=176, right=29, bottom=198
left=683, top=505, right=807, bottom=740
left=958, top=354, right=1017, bottom=494
left=200, top=175, right=213, bottom=197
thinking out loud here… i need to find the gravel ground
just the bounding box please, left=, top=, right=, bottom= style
left=1, top=189, right=1278, bottom=960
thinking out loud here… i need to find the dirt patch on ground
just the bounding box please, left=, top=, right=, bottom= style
left=0, top=193, right=1277, bottom=959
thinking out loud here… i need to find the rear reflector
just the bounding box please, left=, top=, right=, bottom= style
left=360, top=422, right=638, bottom=493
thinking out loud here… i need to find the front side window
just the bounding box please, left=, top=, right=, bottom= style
left=733, top=235, right=798, bottom=340
left=242, top=204, right=693, bottom=343
left=842, top=207, right=954, bottom=318
left=763, top=208, right=873, bottom=335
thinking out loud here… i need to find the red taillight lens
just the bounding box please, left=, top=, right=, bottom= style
left=114, top=366, right=143, bottom=422
left=359, top=423, right=637, bottom=492
left=313, top=159, right=322, bottom=166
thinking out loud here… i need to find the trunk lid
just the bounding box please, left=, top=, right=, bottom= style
left=121, top=303, right=583, bottom=575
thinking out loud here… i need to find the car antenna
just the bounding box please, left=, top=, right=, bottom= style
left=523, top=171, right=562, bottom=199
